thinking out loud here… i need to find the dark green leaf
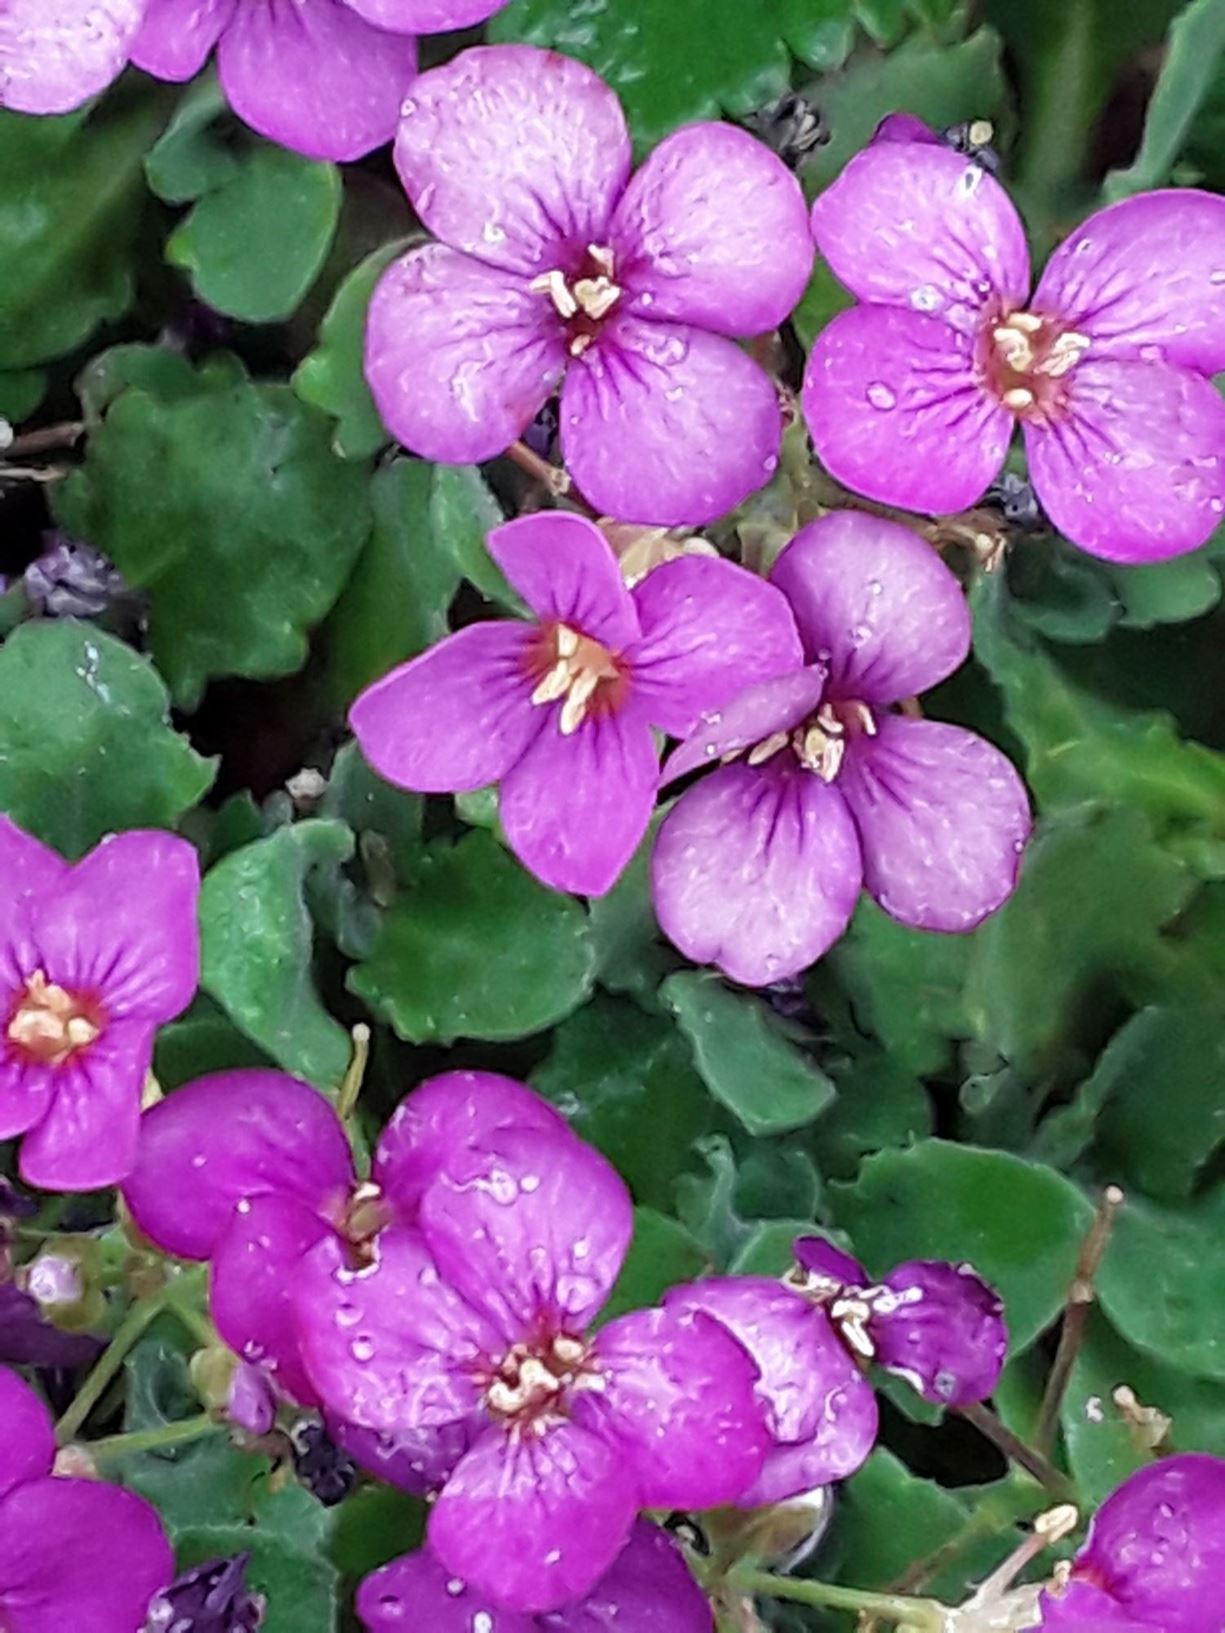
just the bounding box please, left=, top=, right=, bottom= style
left=1103, top=0, right=1225, bottom=199
left=429, top=464, right=521, bottom=611
left=599, top=1207, right=708, bottom=1323
left=154, top=998, right=273, bottom=1090
left=174, top=1521, right=337, bottom=1633
left=143, top=71, right=238, bottom=204
left=587, top=828, right=682, bottom=1007
left=811, top=1053, right=933, bottom=1182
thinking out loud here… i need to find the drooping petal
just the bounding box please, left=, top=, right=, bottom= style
left=627, top=557, right=804, bottom=738
left=130, top=0, right=237, bottom=82
left=838, top=717, right=1030, bottom=934
left=792, top=1235, right=867, bottom=1289
left=612, top=123, right=812, bottom=335
left=0, top=1477, right=172, bottom=1633
left=364, top=244, right=567, bottom=465
left=543, top=1521, right=714, bottom=1633
left=579, top=1305, right=768, bottom=1510
left=429, top=1420, right=637, bottom=1613
left=0, top=0, right=144, bottom=115
left=651, top=761, right=863, bottom=986
left=1033, top=190, right=1225, bottom=375
left=217, top=0, right=418, bottom=161
left=123, top=1070, right=354, bottom=1262
left=662, top=668, right=828, bottom=784
left=357, top=1547, right=536, bottom=1633
left=562, top=319, right=784, bottom=527
left=871, top=1261, right=1007, bottom=1407
left=293, top=1226, right=499, bottom=1431
left=350, top=621, right=541, bottom=795
left=771, top=512, right=971, bottom=704
left=488, top=514, right=639, bottom=651
left=16, top=1021, right=153, bottom=1191
left=0, top=1369, right=54, bottom=1501
left=810, top=140, right=1029, bottom=329
left=393, top=45, right=630, bottom=275
left=803, top=304, right=1013, bottom=515
left=420, top=1127, right=633, bottom=1337
left=331, top=1414, right=476, bottom=1497
left=498, top=704, right=660, bottom=897
left=1024, top=358, right=1225, bottom=564
left=347, top=0, right=503, bottom=29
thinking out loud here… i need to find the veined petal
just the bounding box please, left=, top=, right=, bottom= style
left=793, top=1235, right=866, bottom=1288
left=770, top=512, right=971, bottom=704
left=365, top=243, right=566, bottom=465
left=357, top=1548, right=536, bottom=1633
left=0, top=0, right=143, bottom=114
left=803, top=304, right=1012, bottom=515
left=0, top=1370, right=54, bottom=1502
left=350, top=622, right=540, bottom=795
left=838, top=717, right=1030, bottom=933
left=488, top=514, right=639, bottom=650
left=393, top=45, right=630, bottom=276
left=545, top=1521, right=714, bottom=1633
left=130, top=0, right=236, bottom=81
left=612, top=123, right=812, bottom=335
left=651, top=761, right=863, bottom=986
left=872, top=1260, right=1007, bottom=1408
left=662, top=668, right=828, bottom=785
left=562, top=319, right=783, bottom=527
left=1025, top=358, right=1225, bottom=564
left=332, top=1415, right=475, bottom=1497
left=0, top=1056, right=54, bottom=1144
left=811, top=141, right=1029, bottom=328
left=346, top=0, right=503, bottom=28
left=1034, top=190, right=1225, bottom=374
left=0, top=817, right=69, bottom=941
left=16, top=1021, right=152, bottom=1192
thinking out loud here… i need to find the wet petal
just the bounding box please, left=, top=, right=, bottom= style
left=873, top=1261, right=1007, bottom=1407
left=498, top=704, right=660, bottom=897
left=793, top=1235, right=866, bottom=1289
left=130, top=0, right=236, bottom=81
left=332, top=1415, right=476, bottom=1498
left=1033, top=190, right=1225, bottom=374
left=357, top=1547, right=535, bottom=1633
left=811, top=140, right=1029, bottom=328
left=543, top=1521, right=714, bottom=1633
left=628, top=556, right=804, bottom=738
left=0, top=1370, right=54, bottom=1501
left=651, top=761, right=863, bottom=986
left=348, top=0, right=503, bottom=27
left=0, top=817, right=68, bottom=944
left=1025, top=358, right=1225, bottom=564
left=488, top=514, right=639, bottom=650
left=839, top=717, right=1029, bottom=934
left=0, top=1057, right=53, bottom=1144
left=218, top=0, right=418, bottom=161
left=429, top=1421, right=637, bottom=1613
left=662, top=668, right=828, bottom=785
left=563, top=319, right=783, bottom=527
left=365, top=244, right=566, bottom=465
left=771, top=512, right=971, bottom=704
left=803, top=304, right=1012, bottom=515
left=0, top=0, right=143, bottom=114
left=123, top=1069, right=354, bottom=1262
left=16, top=1021, right=152, bottom=1192
left=1038, top=1583, right=1154, bottom=1630
left=612, top=123, right=812, bottom=334
left=350, top=621, right=541, bottom=795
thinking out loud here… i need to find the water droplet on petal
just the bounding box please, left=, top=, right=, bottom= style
left=351, top=1335, right=376, bottom=1363
left=866, top=382, right=896, bottom=411
left=909, top=283, right=943, bottom=313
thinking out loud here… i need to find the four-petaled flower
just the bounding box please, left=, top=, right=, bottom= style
left=651, top=511, right=1030, bottom=984
left=365, top=44, right=813, bottom=525
left=350, top=512, right=803, bottom=896
left=805, top=120, right=1225, bottom=563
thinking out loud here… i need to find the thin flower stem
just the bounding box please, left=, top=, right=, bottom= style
left=5, top=420, right=84, bottom=458
left=958, top=1401, right=1075, bottom=1500
left=336, top=1022, right=371, bottom=1122
left=886, top=1478, right=1048, bottom=1594
left=88, top=1413, right=220, bottom=1463
left=729, top=1566, right=947, bottom=1630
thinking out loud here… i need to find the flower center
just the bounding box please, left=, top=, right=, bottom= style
left=528, top=621, right=627, bottom=735
left=784, top=1258, right=908, bottom=1367
left=482, top=1333, right=602, bottom=1436
left=530, top=243, right=622, bottom=357
left=982, top=309, right=1089, bottom=421
left=337, top=1181, right=394, bottom=1267
left=743, top=700, right=877, bottom=784
left=6, top=971, right=104, bottom=1066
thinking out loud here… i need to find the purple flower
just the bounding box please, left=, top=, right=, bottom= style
left=0, top=1365, right=173, bottom=1629
left=350, top=512, right=803, bottom=896
left=0, top=0, right=145, bottom=114
left=0, top=816, right=200, bottom=1191
left=365, top=44, right=813, bottom=524
left=804, top=128, right=1225, bottom=563
left=358, top=1523, right=713, bottom=1632
left=650, top=511, right=1031, bottom=984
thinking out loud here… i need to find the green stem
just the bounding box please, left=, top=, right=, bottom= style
left=89, top=1413, right=220, bottom=1463
left=729, top=1567, right=947, bottom=1631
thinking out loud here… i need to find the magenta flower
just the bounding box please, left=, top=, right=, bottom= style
left=0, top=1366, right=173, bottom=1629
left=651, top=511, right=1030, bottom=984
left=359, top=1523, right=713, bottom=1632
left=365, top=44, right=813, bottom=525
left=0, top=816, right=199, bottom=1191
left=804, top=127, right=1225, bottom=563
left=0, top=0, right=145, bottom=113
left=350, top=512, right=803, bottom=896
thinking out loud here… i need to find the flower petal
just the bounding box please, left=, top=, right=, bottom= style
left=16, top=1021, right=152, bottom=1191
left=770, top=512, right=971, bottom=704
left=0, top=1369, right=54, bottom=1501
left=651, top=761, right=863, bottom=986
left=429, top=1420, right=637, bottom=1613
left=123, top=1069, right=354, bottom=1262
left=130, top=0, right=237, bottom=81
left=1038, top=1583, right=1155, bottom=1631
left=838, top=717, right=1030, bottom=933
left=332, top=1415, right=476, bottom=1498
left=562, top=318, right=783, bottom=527
left=803, top=304, right=1012, bottom=515
left=357, top=1547, right=536, bottom=1633
left=0, top=817, right=68, bottom=940
left=579, top=1305, right=768, bottom=1510
left=810, top=141, right=1029, bottom=328
left=663, top=667, right=829, bottom=784
left=364, top=243, right=566, bottom=465
left=547, top=1521, right=714, bottom=1633
left=488, top=513, right=639, bottom=650
left=350, top=622, right=540, bottom=795
left=1025, top=358, right=1225, bottom=564
left=393, top=45, right=630, bottom=276
left=1033, top=190, right=1225, bottom=375
left=612, top=123, right=812, bottom=334
left=420, top=1127, right=633, bottom=1336
left=0, top=1057, right=53, bottom=1144
left=498, top=704, right=660, bottom=896
left=793, top=1235, right=866, bottom=1289
left=0, top=0, right=143, bottom=114
left=628, top=557, right=804, bottom=738
left=872, top=1260, right=1007, bottom=1408
left=217, top=0, right=418, bottom=161
left=347, top=0, right=502, bottom=28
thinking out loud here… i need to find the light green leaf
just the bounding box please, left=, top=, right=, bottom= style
left=1104, top=0, right=1225, bottom=198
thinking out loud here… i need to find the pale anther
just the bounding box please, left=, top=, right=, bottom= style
left=530, top=269, right=579, bottom=320
left=1003, top=386, right=1035, bottom=411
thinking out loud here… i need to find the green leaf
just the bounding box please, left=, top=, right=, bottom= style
left=730, top=1218, right=819, bottom=1275
left=662, top=971, right=835, bottom=1136
left=154, top=997, right=273, bottom=1090
left=143, top=71, right=238, bottom=204
left=74, top=342, right=203, bottom=423
left=822, top=1450, right=970, bottom=1591
left=1104, top=0, right=1225, bottom=198
left=349, top=830, right=596, bottom=1043
left=811, top=1053, right=933, bottom=1182
left=588, top=827, right=682, bottom=1006
left=599, top=1207, right=708, bottom=1323
left=329, top=1483, right=425, bottom=1582
left=831, top=1140, right=1094, bottom=1353
left=429, top=464, right=522, bottom=611
left=0, top=369, right=46, bottom=423
left=0, top=620, right=214, bottom=857
left=175, top=1521, right=338, bottom=1633
left=200, top=821, right=356, bottom=1090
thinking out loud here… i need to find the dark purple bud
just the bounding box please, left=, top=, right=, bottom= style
left=741, top=92, right=828, bottom=169
left=0, top=1281, right=104, bottom=1370
left=521, top=397, right=560, bottom=460
left=146, top=1554, right=265, bottom=1633
left=0, top=1179, right=38, bottom=1221
left=869, top=1260, right=1007, bottom=1407
left=24, top=533, right=130, bottom=619
left=985, top=472, right=1048, bottom=533
left=290, top=1417, right=357, bottom=1507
